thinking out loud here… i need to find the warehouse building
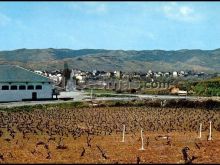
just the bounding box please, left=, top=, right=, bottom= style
left=0, top=65, right=54, bottom=102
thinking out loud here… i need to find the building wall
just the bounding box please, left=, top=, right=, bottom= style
left=170, top=87, right=179, bottom=94
left=0, top=82, right=53, bottom=102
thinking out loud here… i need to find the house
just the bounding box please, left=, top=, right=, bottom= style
left=178, top=90, right=187, bottom=96
left=170, top=86, right=179, bottom=94
left=106, top=72, right=114, bottom=78
left=170, top=86, right=187, bottom=96
left=75, top=75, right=86, bottom=83
left=173, top=71, right=178, bottom=77
left=114, top=71, right=122, bottom=79
left=0, top=65, right=54, bottom=102
left=164, top=72, right=170, bottom=77
left=92, top=70, right=98, bottom=76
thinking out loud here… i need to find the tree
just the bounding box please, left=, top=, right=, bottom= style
left=62, top=61, right=71, bottom=87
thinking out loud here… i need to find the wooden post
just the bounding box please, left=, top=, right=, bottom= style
left=139, top=128, right=145, bottom=150
left=121, top=125, right=125, bottom=142
left=208, top=121, right=212, bottom=141
left=90, top=89, right=93, bottom=100
left=198, top=123, right=202, bottom=138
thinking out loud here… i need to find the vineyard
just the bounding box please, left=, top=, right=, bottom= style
left=0, top=100, right=220, bottom=163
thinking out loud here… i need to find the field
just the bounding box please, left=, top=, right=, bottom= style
left=0, top=100, right=220, bottom=164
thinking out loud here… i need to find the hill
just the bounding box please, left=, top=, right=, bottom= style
left=0, top=48, right=220, bottom=72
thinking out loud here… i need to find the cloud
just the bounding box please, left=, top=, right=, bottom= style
left=0, top=13, right=11, bottom=26
left=162, top=3, right=202, bottom=22
left=70, top=2, right=108, bottom=14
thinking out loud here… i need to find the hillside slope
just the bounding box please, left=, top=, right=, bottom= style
left=0, top=48, right=219, bottom=72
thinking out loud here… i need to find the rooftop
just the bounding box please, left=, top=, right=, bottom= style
left=0, top=65, right=52, bottom=83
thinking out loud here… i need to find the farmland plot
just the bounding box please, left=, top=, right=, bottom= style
left=0, top=106, right=219, bottom=163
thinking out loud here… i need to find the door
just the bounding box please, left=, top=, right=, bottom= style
left=32, top=92, right=37, bottom=100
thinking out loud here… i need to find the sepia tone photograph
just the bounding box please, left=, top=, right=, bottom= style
left=0, top=1, right=219, bottom=164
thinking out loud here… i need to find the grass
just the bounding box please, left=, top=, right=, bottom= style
left=178, top=77, right=220, bottom=97
left=84, top=88, right=116, bottom=94
left=0, top=98, right=220, bottom=112
left=140, top=88, right=170, bottom=95
left=86, top=93, right=137, bottom=98
left=0, top=101, right=89, bottom=112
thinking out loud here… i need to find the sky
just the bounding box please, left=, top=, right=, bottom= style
left=0, top=1, right=220, bottom=51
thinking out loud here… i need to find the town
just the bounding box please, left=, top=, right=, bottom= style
left=0, top=63, right=219, bottom=103
left=33, top=63, right=219, bottom=95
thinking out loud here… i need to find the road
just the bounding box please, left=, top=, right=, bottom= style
left=0, top=90, right=219, bottom=108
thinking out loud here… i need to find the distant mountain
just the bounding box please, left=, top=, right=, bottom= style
left=0, top=48, right=219, bottom=73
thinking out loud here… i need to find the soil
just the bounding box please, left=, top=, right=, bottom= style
left=0, top=131, right=219, bottom=164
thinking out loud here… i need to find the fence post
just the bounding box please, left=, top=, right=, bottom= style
left=121, top=125, right=125, bottom=142
left=198, top=123, right=202, bottom=138
left=139, top=128, right=145, bottom=150
left=208, top=121, right=212, bottom=141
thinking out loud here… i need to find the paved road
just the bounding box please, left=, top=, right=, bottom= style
left=82, top=91, right=219, bottom=101
left=0, top=90, right=219, bottom=108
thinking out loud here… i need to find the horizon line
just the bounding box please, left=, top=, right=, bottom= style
left=1, top=47, right=220, bottom=52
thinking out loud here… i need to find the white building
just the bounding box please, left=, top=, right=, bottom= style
left=173, top=71, right=178, bottom=77
left=114, top=71, right=122, bottom=78
left=178, top=90, right=188, bottom=96
left=75, top=75, right=86, bottom=83
left=0, top=65, right=54, bottom=102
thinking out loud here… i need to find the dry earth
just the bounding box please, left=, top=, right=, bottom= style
left=0, top=106, right=219, bottom=164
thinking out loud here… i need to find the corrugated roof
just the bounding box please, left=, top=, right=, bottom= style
left=0, top=65, right=52, bottom=83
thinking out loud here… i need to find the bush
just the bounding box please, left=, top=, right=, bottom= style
left=116, top=89, right=122, bottom=93
left=130, top=89, right=136, bottom=94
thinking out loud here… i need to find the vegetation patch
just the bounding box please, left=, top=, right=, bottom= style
left=0, top=101, right=89, bottom=112
left=177, top=77, right=220, bottom=97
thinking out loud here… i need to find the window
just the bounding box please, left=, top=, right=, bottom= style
left=27, top=85, right=34, bottom=90
left=19, top=85, right=26, bottom=90
left=11, top=85, right=17, bottom=90
left=2, top=85, right=9, bottom=90
left=36, top=85, right=42, bottom=90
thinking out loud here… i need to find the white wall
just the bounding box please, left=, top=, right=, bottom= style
left=0, top=82, right=53, bottom=102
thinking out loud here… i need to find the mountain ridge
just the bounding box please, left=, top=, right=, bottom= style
left=0, top=48, right=219, bottom=73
